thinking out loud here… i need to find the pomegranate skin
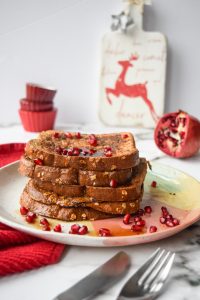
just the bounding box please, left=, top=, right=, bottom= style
left=180, top=114, right=200, bottom=158
left=154, top=111, right=200, bottom=158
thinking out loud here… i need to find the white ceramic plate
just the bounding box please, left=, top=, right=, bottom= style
left=0, top=161, right=200, bottom=247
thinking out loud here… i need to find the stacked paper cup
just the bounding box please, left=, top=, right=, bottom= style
left=19, top=83, right=57, bottom=132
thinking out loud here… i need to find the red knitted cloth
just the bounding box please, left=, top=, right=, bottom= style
left=0, top=143, right=65, bottom=276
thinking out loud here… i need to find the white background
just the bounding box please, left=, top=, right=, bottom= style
left=0, top=0, right=199, bottom=126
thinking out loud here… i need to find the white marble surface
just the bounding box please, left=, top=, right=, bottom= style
left=0, top=124, right=200, bottom=300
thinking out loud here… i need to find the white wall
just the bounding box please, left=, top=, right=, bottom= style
left=0, top=0, right=199, bottom=126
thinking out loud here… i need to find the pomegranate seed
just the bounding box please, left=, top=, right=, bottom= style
left=88, top=139, right=97, bottom=146
left=137, top=209, right=144, bottom=216
left=55, top=147, right=63, bottom=155
left=151, top=181, right=157, bottom=188
left=25, top=212, right=36, bottom=223
left=160, top=217, right=166, bottom=224
left=69, top=224, right=80, bottom=234
left=40, top=218, right=49, bottom=226
left=34, top=158, right=43, bottom=165
left=73, top=149, right=80, bottom=156
left=89, top=148, right=96, bottom=155
left=66, top=132, right=72, bottom=138
left=171, top=129, right=178, bottom=134
left=63, top=149, right=68, bottom=155
left=179, top=131, right=185, bottom=139
left=123, top=214, right=131, bottom=225
left=75, top=132, right=81, bottom=139
left=133, top=216, right=142, bottom=222
left=104, top=146, right=112, bottom=152
left=144, top=206, right=152, bottom=214
left=172, top=218, right=180, bottom=226
left=78, top=225, right=88, bottom=235
left=105, top=151, right=112, bottom=157
left=166, top=214, right=173, bottom=220
left=88, top=134, right=97, bottom=146
left=110, top=179, right=117, bottom=188
left=161, top=206, right=168, bottom=213
left=161, top=207, right=169, bottom=217
left=99, top=228, right=111, bottom=237
left=122, top=134, right=128, bottom=139
left=67, top=149, right=73, bottom=156
left=42, top=225, right=51, bottom=231
left=149, top=226, right=157, bottom=233
left=54, top=224, right=62, bottom=232
left=166, top=220, right=174, bottom=227
left=140, top=220, right=146, bottom=227
left=171, top=120, right=176, bottom=127
left=53, top=132, right=60, bottom=138
left=20, top=206, right=28, bottom=215
left=28, top=212, right=36, bottom=218
left=82, top=150, right=88, bottom=156
left=162, top=211, right=168, bottom=217
left=135, top=219, right=146, bottom=227
left=131, top=224, right=142, bottom=232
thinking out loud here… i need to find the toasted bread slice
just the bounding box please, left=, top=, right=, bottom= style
left=24, top=182, right=142, bottom=215
left=20, top=190, right=113, bottom=221
left=20, top=189, right=142, bottom=220
left=26, top=179, right=143, bottom=212
left=19, top=156, right=133, bottom=187
left=31, top=158, right=147, bottom=200
left=25, top=131, right=139, bottom=171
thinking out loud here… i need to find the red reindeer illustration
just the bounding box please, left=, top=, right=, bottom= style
left=105, top=55, right=159, bottom=122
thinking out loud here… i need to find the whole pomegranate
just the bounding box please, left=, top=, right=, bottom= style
left=154, top=110, right=200, bottom=158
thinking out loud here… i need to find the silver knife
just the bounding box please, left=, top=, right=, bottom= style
left=53, top=251, right=130, bottom=300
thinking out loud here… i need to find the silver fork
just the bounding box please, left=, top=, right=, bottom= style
left=117, top=248, right=175, bottom=300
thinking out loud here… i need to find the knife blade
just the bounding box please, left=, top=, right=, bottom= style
left=53, top=251, right=130, bottom=300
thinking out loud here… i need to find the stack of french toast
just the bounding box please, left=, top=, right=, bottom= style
left=19, top=131, right=147, bottom=221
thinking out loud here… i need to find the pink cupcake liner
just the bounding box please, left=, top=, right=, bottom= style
left=20, top=98, right=53, bottom=112
left=19, top=108, right=57, bottom=132
left=26, top=83, right=57, bottom=102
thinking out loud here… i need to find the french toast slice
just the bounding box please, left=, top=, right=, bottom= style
left=19, top=155, right=133, bottom=187
left=26, top=179, right=143, bottom=208
left=30, top=158, right=147, bottom=200
left=25, top=131, right=139, bottom=171
left=21, top=189, right=141, bottom=220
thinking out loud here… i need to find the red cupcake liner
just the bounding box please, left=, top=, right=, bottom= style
left=20, top=98, right=53, bottom=112
left=19, top=108, right=57, bottom=132
left=26, top=83, right=57, bottom=102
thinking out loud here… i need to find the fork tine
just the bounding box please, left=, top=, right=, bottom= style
left=143, top=251, right=173, bottom=290
left=128, top=248, right=161, bottom=282
left=149, top=253, right=175, bottom=293
left=138, top=249, right=166, bottom=286
left=116, top=248, right=162, bottom=299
